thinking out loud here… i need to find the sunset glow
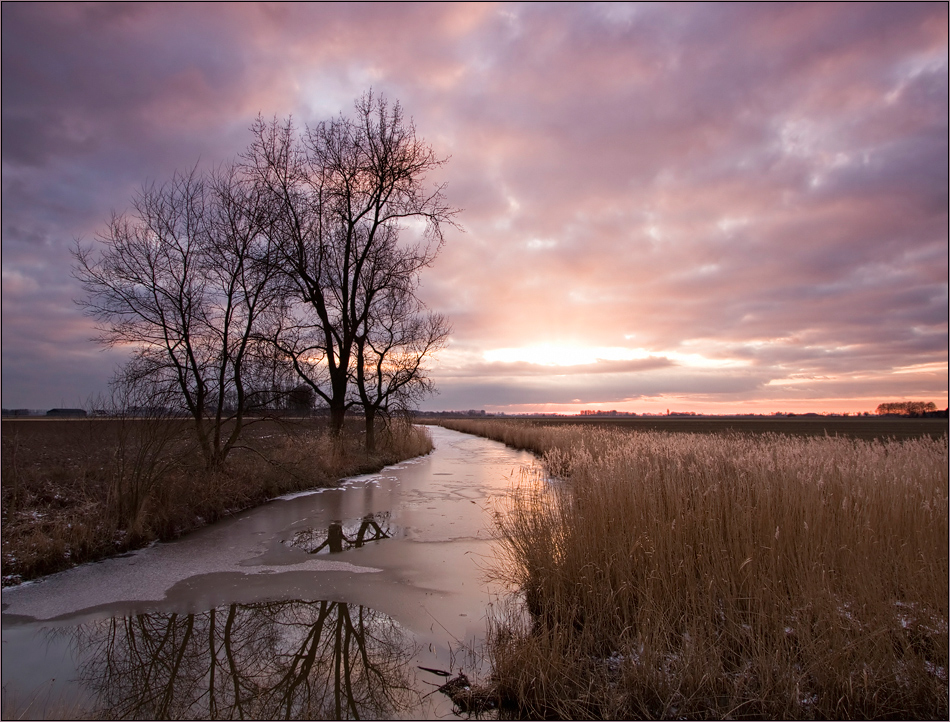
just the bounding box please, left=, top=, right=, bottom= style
left=2, top=3, right=947, bottom=415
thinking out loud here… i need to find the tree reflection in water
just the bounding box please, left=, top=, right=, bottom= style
left=64, top=599, right=417, bottom=719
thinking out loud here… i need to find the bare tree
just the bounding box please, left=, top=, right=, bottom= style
left=244, top=91, right=459, bottom=435
left=354, top=277, right=449, bottom=451
left=74, top=165, right=281, bottom=469
left=101, top=374, right=183, bottom=533
left=76, top=91, right=456, bottom=462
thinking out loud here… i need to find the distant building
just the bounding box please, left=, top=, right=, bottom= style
left=579, top=409, right=637, bottom=417
left=46, top=408, right=88, bottom=418
left=1, top=408, right=34, bottom=417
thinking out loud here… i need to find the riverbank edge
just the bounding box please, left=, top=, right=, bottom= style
left=2, top=421, right=434, bottom=587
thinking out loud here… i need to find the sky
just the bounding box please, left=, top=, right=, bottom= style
left=2, top=2, right=947, bottom=415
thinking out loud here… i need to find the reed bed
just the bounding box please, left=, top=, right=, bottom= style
left=439, top=419, right=949, bottom=719
left=2, top=418, right=432, bottom=585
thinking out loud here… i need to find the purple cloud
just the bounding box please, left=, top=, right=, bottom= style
left=2, top=3, right=946, bottom=413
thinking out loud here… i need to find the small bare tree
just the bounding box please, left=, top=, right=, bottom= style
left=102, top=374, right=182, bottom=534
left=353, top=252, right=449, bottom=451
left=75, top=165, right=281, bottom=469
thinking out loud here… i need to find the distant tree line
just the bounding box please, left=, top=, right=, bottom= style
left=875, top=401, right=939, bottom=417
left=75, top=92, right=457, bottom=467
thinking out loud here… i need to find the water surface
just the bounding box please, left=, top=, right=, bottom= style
left=1, top=426, right=536, bottom=719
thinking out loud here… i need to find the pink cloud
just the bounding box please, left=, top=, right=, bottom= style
left=2, top=3, right=946, bottom=411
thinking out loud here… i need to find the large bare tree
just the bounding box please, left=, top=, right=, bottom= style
left=244, top=91, right=458, bottom=435
left=74, top=165, right=280, bottom=469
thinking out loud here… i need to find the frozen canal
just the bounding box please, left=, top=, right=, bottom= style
left=1, top=426, right=536, bottom=719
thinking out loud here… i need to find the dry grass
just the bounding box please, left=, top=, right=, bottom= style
left=1, top=418, right=432, bottom=585
left=430, top=414, right=948, bottom=441
left=439, top=419, right=949, bottom=720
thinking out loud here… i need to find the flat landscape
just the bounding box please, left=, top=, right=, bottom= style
left=2, top=4, right=947, bottom=719
left=430, top=414, right=949, bottom=440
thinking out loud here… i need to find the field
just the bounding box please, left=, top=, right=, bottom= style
left=437, top=418, right=949, bottom=720
left=429, top=414, right=948, bottom=441
left=1, top=417, right=432, bottom=585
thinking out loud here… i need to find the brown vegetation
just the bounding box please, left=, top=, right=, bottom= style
left=1, top=418, right=432, bottom=586
left=439, top=419, right=949, bottom=720
left=427, top=413, right=949, bottom=441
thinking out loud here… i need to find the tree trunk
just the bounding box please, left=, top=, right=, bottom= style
left=329, top=402, right=346, bottom=435
left=364, top=408, right=377, bottom=453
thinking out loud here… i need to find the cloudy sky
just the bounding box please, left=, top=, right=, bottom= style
left=2, top=2, right=947, bottom=414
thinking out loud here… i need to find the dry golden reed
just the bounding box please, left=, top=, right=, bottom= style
left=440, top=419, right=948, bottom=720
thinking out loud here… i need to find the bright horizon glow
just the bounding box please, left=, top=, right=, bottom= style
left=475, top=395, right=940, bottom=417
left=483, top=345, right=751, bottom=370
